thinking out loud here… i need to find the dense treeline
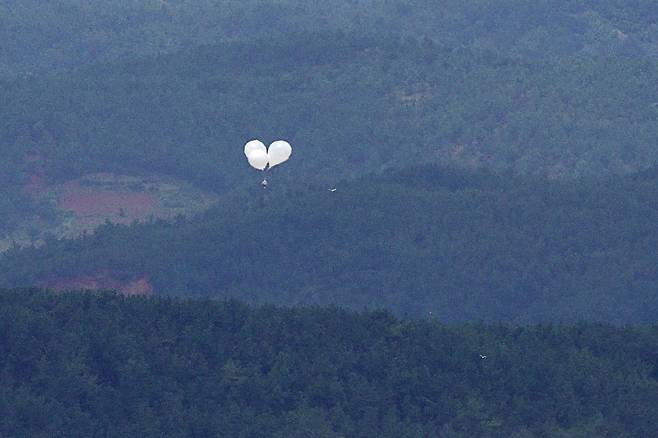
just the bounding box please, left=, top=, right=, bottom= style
left=3, top=165, right=658, bottom=323
left=1, top=289, right=657, bottom=437
left=1, top=0, right=657, bottom=78
left=2, top=33, right=658, bottom=237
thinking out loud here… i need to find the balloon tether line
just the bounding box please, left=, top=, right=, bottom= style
left=260, top=167, right=269, bottom=208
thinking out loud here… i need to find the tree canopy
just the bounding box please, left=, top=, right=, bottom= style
left=4, top=165, right=658, bottom=323
left=1, top=0, right=657, bottom=78
left=2, top=33, right=658, bottom=238
left=1, top=289, right=657, bottom=437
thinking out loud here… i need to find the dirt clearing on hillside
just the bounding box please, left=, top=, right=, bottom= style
left=2, top=171, right=218, bottom=252
left=53, top=172, right=218, bottom=240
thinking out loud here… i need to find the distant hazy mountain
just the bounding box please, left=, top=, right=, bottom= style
left=1, top=0, right=656, bottom=78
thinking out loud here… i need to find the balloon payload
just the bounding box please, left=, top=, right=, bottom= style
left=244, top=140, right=292, bottom=187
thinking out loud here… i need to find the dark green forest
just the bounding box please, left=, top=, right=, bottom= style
left=3, top=2, right=658, bottom=436
left=2, top=33, right=658, bottom=237
left=1, top=0, right=657, bottom=78
left=3, top=165, right=658, bottom=323
left=1, top=289, right=657, bottom=437
left=7, top=33, right=658, bottom=182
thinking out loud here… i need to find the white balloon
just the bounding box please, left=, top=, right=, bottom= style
left=247, top=149, right=268, bottom=171
left=244, top=140, right=266, bottom=158
left=267, top=140, right=292, bottom=168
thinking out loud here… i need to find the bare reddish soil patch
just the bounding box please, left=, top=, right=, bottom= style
left=52, top=172, right=218, bottom=239
left=61, top=180, right=158, bottom=219
left=38, top=271, right=154, bottom=296
left=53, top=174, right=179, bottom=238
left=5, top=170, right=218, bottom=255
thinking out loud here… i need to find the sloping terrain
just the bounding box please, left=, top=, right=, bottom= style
left=3, top=3, right=658, bottom=436
left=1, top=0, right=657, bottom=78
left=4, top=35, right=657, bottom=185
left=3, top=166, right=658, bottom=323
left=0, top=171, right=217, bottom=253
left=2, top=34, right=658, bottom=245
left=35, top=271, right=153, bottom=296
left=1, top=289, right=657, bottom=436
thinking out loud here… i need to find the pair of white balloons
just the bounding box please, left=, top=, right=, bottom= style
left=244, top=140, right=292, bottom=171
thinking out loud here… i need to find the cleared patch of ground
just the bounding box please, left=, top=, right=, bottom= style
left=1, top=171, right=218, bottom=250
left=37, top=271, right=154, bottom=296
left=52, top=172, right=219, bottom=239
left=2, top=170, right=218, bottom=294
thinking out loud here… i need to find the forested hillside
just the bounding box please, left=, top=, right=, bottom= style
left=4, top=3, right=658, bottom=436
left=1, top=289, right=657, bottom=437
left=3, top=166, right=658, bottom=323
left=1, top=0, right=657, bottom=78
left=4, top=33, right=658, bottom=186
left=2, top=33, right=658, bottom=242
